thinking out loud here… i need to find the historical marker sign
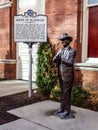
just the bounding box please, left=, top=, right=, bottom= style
left=14, top=10, right=47, bottom=97
left=14, top=13, right=47, bottom=43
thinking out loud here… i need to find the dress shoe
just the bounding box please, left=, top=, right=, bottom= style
left=59, top=112, right=75, bottom=120
left=57, top=111, right=69, bottom=117
left=53, top=109, right=64, bottom=116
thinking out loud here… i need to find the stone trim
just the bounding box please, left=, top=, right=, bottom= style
left=0, top=1, right=12, bottom=9
left=75, top=62, right=98, bottom=71
left=0, top=59, right=16, bottom=64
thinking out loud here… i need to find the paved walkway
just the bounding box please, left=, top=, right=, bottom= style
left=0, top=80, right=37, bottom=97
left=0, top=80, right=98, bottom=130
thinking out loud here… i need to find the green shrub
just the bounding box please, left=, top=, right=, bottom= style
left=50, top=84, right=61, bottom=101
left=71, top=86, right=90, bottom=107
left=36, top=40, right=56, bottom=96
left=50, top=85, right=90, bottom=107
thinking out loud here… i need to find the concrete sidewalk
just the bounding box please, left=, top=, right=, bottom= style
left=0, top=80, right=37, bottom=97
left=0, top=80, right=98, bottom=130
left=0, top=100, right=98, bottom=130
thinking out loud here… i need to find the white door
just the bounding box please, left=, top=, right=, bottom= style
left=17, top=43, right=38, bottom=81
left=17, top=43, right=29, bottom=80
left=16, top=0, right=45, bottom=81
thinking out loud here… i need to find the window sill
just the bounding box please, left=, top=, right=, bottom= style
left=75, top=58, right=98, bottom=71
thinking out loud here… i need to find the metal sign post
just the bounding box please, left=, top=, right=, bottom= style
left=14, top=9, right=47, bottom=97
left=28, top=43, right=33, bottom=97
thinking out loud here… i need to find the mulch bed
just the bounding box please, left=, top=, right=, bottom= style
left=0, top=90, right=48, bottom=125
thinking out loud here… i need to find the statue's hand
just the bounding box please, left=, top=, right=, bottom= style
left=57, top=55, right=61, bottom=61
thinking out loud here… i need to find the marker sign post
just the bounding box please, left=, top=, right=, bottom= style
left=14, top=10, right=47, bottom=97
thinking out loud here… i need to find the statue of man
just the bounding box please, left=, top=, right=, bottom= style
left=53, top=33, right=76, bottom=119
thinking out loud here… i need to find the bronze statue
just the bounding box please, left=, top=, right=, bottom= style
left=53, top=33, right=76, bottom=119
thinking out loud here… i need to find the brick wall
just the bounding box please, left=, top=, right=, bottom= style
left=45, top=0, right=98, bottom=90
left=45, top=0, right=83, bottom=62
left=10, top=0, right=17, bottom=59
left=0, top=0, right=17, bottom=79
left=0, top=64, right=16, bottom=79
left=74, top=69, right=98, bottom=90
left=0, top=7, right=10, bottom=59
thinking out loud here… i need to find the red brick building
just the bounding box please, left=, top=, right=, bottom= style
left=0, top=0, right=98, bottom=90
left=46, top=0, right=98, bottom=90
left=0, top=0, right=16, bottom=79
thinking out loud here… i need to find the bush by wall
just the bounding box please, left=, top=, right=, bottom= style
left=36, top=40, right=56, bottom=96
left=50, top=85, right=98, bottom=111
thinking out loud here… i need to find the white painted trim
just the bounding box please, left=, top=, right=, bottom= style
left=86, top=58, right=98, bottom=63
left=16, top=0, right=19, bottom=79
left=75, top=66, right=98, bottom=71
left=0, top=59, right=16, bottom=64
left=75, top=62, right=98, bottom=71
left=0, top=1, right=12, bottom=9
left=87, top=3, right=98, bottom=7
left=82, top=0, right=88, bottom=62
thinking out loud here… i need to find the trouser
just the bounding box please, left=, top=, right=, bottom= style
left=59, top=75, right=73, bottom=114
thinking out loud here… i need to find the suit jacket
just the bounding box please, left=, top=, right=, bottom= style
left=53, top=46, right=76, bottom=81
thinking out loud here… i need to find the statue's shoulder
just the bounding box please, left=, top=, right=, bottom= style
left=69, top=46, right=76, bottom=52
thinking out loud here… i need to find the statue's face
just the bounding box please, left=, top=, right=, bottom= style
left=61, top=39, right=70, bottom=47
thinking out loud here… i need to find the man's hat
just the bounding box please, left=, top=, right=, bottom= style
left=58, top=33, right=73, bottom=42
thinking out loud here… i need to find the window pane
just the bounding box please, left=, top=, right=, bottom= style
left=88, top=6, right=98, bottom=58
left=88, top=0, right=98, bottom=5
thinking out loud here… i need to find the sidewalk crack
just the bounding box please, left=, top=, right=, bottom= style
left=22, top=117, right=54, bottom=130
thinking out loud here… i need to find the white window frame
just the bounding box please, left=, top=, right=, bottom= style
left=82, top=0, right=88, bottom=62
left=75, top=0, right=98, bottom=70
left=82, top=0, right=98, bottom=62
